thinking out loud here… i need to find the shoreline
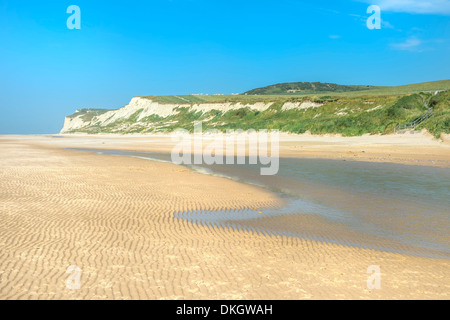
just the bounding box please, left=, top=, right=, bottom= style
left=71, top=147, right=448, bottom=260
left=2, top=130, right=449, bottom=168
left=0, top=136, right=449, bottom=299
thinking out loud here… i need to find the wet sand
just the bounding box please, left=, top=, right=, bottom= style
left=5, top=130, right=450, bottom=167
left=0, top=135, right=449, bottom=299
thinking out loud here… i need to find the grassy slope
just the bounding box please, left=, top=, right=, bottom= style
left=67, top=109, right=110, bottom=120
left=243, top=80, right=450, bottom=96
left=65, top=80, right=450, bottom=137
left=138, top=80, right=450, bottom=104
left=151, top=94, right=433, bottom=136
left=419, top=90, right=450, bottom=137
left=243, top=82, right=383, bottom=95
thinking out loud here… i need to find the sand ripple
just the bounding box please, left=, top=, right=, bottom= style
left=0, top=139, right=448, bottom=299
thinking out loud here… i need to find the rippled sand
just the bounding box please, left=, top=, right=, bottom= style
left=0, top=137, right=449, bottom=299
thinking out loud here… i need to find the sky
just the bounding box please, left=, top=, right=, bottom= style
left=0, top=0, right=449, bottom=134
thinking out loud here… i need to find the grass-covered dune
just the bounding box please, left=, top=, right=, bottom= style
left=243, top=82, right=382, bottom=95
left=139, top=92, right=449, bottom=138
left=421, top=89, right=450, bottom=137
left=138, top=80, right=450, bottom=104
left=243, top=79, right=450, bottom=97
left=62, top=80, right=450, bottom=138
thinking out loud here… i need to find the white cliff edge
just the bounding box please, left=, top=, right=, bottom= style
left=60, top=96, right=322, bottom=134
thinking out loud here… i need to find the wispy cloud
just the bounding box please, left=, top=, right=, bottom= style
left=360, top=0, right=450, bottom=15
left=391, top=36, right=447, bottom=51
left=382, top=20, right=395, bottom=29
left=391, top=36, right=422, bottom=51
left=329, top=35, right=341, bottom=39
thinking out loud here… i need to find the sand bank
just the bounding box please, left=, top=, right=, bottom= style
left=0, top=136, right=449, bottom=299
left=4, top=130, right=449, bottom=168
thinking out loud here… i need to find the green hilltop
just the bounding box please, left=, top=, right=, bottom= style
left=243, top=82, right=382, bottom=95
left=138, top=80, right=450, bottom=104
left=64, top=80, right=450, bottom=138
left=148, top=91, right=449, bottom=138
left=243, top=79, right=450, bottom=96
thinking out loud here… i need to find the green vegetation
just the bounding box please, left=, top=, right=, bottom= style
left=243, top=80, right=450, bottom=97
left=197, top=94, right=430, bottom=137
left=419, top=90, right=450, bottom=138
left=64, top=80, right=450, bottom=138
left=244, top=82, right=382, bottom=95
left=141, top=94, right=290, bottom=104
left=134, top=80, right=450, bottom=104
left=67, top=109, right=110, bottom=121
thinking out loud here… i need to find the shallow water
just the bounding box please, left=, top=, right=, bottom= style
left=68, top=148, right=450, bottom=258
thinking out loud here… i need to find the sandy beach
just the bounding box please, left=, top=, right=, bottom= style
left=7, top=130, right=449, bottom=167
left=0, top=134, right=449, bottom=300
left=2, top=0, right=449, bottom=303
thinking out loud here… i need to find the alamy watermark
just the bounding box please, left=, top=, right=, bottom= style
left=366, top=265, right=381, bottom=290
left=367, top=5, right=381, bottom=30
left=67, top=5, right=81, bottom=30
left=66, top=265, right=82, bottom=290
left=171, top=122, right=279, bottom=176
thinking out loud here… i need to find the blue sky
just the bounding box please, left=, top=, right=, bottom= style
left=1, top=0, right=449, bottom=134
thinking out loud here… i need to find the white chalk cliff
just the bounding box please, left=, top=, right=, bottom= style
left=60, top=96, right=325, bottom=134
left=61, top=97, right=274, bottom=133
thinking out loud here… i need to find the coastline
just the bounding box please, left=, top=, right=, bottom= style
left=3, top=130, right=449, bottom=168
left=0, top=135, right=449, bottom=299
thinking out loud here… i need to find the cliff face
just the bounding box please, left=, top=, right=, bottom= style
left=60, top=97, right=277, bottom=134
left=59, top=86, right=450, bottom=137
